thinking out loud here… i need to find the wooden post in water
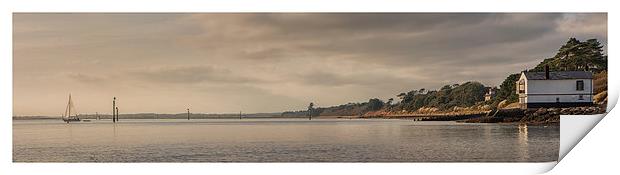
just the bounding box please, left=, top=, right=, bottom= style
left=239, top=111, right=242, bottom=119
left=116, top=107, right=119, bottom=121
left=307, top=102, right=314, bottom=121
left=112, top=97, right=116, bottom=123
left=187, top=108, right=190, bottom=120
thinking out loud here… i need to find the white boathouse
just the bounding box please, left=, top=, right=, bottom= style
left=516, top=66, right=593, bottom=109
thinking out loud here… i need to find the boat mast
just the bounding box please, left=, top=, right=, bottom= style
left=67, top=94, right=73, bottom=118
left=64, top=94, right=70, bottom=119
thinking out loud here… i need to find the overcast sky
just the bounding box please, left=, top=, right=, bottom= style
left=13, top=13, right=607, bottom=116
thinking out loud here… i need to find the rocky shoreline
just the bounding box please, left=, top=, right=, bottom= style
left=460, top=106, right=605, bottom=124
left=359, top=105, right=605, bottom=125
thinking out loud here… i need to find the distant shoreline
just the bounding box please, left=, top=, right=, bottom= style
left=13, top=105, right=603, bottom=126
left=12, top=115, right=355, bottom=120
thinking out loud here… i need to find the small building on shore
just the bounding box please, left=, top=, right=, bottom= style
left=516, top=66, right=593, bottom=109
left=484, top=87, right=497, bottom=101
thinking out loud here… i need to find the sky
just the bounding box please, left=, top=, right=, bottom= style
left=13, top=13, right=607, bottom=116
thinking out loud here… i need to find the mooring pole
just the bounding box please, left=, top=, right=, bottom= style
left=187, top=108, right=190, bottom=120
left=239, top=111, right=242, bottom=119
left=308, top=102, right=314, bottom=121
left=116, top=107, right=119, bottom=121
left=112, top=97, right=116, bottom=123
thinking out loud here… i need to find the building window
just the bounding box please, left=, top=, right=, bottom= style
left=576, top=80, right=584, bottom=91
left=518, top=79, right=525, bottom=93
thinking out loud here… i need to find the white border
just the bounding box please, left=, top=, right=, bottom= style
left=1, top=1, right=616, bottom=175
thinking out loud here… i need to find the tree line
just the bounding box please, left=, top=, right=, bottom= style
left=282, top=38, right=607, bottom=116
left=492, top=38, right=607, bottom=105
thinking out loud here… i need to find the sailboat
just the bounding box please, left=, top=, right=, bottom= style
left=62, top=94, right=81, bottom=123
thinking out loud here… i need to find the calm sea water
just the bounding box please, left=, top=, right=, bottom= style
left=13, top=119, right=558, bottom=162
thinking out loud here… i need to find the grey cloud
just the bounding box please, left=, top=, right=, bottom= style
left=66, top=73, right=106, bottom=83
left=241, top=13, right=490, bottom=37
left=184, top=13, right=567, bottom=67
left=293, top=14, right=562, bottom=62
left=295, top=71, right=413, bottom=87
left=13, top=13, right=607, bottom=115
left=131, top=65, right=265, bottom=84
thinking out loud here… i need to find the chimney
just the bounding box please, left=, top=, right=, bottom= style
left=544, top=65, right=550, bottom=80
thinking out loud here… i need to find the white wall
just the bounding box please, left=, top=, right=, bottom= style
left=525, top=79, right=593, bottom=103
left=517, top=72, right=594, bottom=104
left=526, top=79, right=592, bottom=95
left=525, top=94, right=593, bottom=103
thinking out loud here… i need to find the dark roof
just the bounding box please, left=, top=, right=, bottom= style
left=523, top=71, right=593, bottom=80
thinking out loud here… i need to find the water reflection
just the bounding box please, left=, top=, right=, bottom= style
left=113, top=123, right=117, bottom=137
left=67, top=122, right=75, bottom=145
left=517, top=124, right=529, bottom=161
left=519, top=124, right=529, bottom=142
left=113, top=123, right=118, bottom=143
left=13, top=119, right=558, bottom=162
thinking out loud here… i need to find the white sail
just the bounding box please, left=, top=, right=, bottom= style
left=63, top=94, right=79, bottom=120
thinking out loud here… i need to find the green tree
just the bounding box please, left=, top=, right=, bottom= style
left=367, top=98, right=385, bottom=111
left=393, top=81, right=486, bottom=111
left=532, top=38, right=607, bottom=72
left=386, top=98, right=394, bottom=109
left=582, top=39, right=607, bottom=71
left=494, top=73, right=520, bottom=104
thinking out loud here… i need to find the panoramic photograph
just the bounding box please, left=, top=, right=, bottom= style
left=13, top=13, right=607, bottom=162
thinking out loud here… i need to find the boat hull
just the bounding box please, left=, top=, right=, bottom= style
left=62, top=118, right=81, bottom=123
